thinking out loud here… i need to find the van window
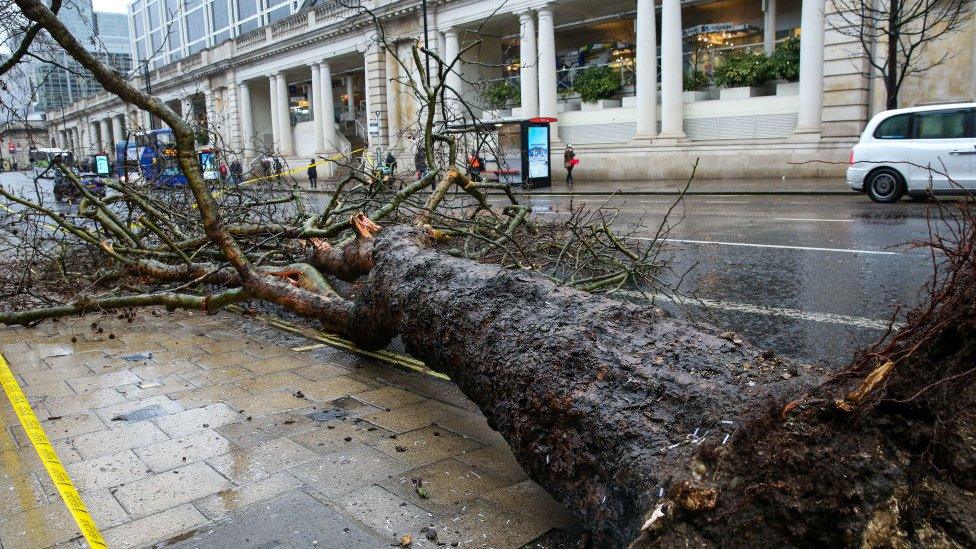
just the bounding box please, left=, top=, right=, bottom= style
left=874, top=114, right=911, bottom=139
left=915, top=109, right=971, bottom=139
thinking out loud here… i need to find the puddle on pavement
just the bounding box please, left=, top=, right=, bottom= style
left=111, top=404, right=169, bottom=422
left=307, top=409, right=348, bottom=423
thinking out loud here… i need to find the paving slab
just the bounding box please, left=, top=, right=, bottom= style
left=0, top=310, right=579, bottom=548
left=163, top=491, right=385, bottom=548
left=111, top=461, right=231, bottom=517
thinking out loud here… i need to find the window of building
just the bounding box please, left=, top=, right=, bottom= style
left=134, top=11, right=144, bottom=37
left=915, top=110, right=971, bottom=139
left=237, top=0, right=257, bottom=19
left=267, top=5, right=289, bottom=23
left=147, top=1, right=160, bottom=29
left=136, top=39, right=146, bottom=59
left=214, top=29, right=231, bottom=44
left=184, top=0, right=202, bottom=9
left=211, top=0, right=229, bottom=30
left=237, top=16, right=260, bottom=34
left=167, top=21, right=182, bottom=50
left=267, top=0, right=287, bottom=6
left=188, top=39, right=206, bottom=54
left=164, top=0, right=180, bottom=19
left=874, top=114, right=912, bottom=140
left=185, top=9, right=205, bottom=42
left=150, top=29, right=163, bottom=51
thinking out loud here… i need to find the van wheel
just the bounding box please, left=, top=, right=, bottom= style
left=866, top=168, right=905, bottom=203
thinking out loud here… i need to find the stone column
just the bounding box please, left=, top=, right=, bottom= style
left=443, top=28, right=461, bottom=99
left=320, top=62, right=338, bottom=150
left=385, top=47, right=401, bottom=144
left=796, top=0, right=825, bottom=135
left=537, top=6, right=558, bottom=125
left=100, top=118, right=112, bottom=151
left=763, top=0, right=777, bottom=55
left=364, top=42, right=389, bottom=151
left=224, top=69, right=240, bottom=151
left=345, top=75, right=355, bottom=112
left=112, top=115, right=124, bottom=145
left=275, top=72, right=293, bottom=154
left=239, top=81, right=254, bottom=153
left=635, top=0, right=658, bottom=139
left=311, top=63, right=325, bottom=153
left=518, top=10, right=539, bottom=118
left=269, top=75, right=280, bottom=151
left=658, top=0, right=686, bottom=140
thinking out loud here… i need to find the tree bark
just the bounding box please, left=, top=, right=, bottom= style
left=341, top=226, right=976, bottom=547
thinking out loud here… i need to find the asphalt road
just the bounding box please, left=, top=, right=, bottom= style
left=523, top=192, right=938, bottom=368
left=0, top=170, right=941, bottom=367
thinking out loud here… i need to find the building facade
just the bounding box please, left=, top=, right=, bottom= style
left=47, top=0, right=976, bottom=180
left=30, top=0, right=133, bottom=114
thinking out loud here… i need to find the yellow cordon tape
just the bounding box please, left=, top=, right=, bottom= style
left=194, top=146, right=368, bottom=208
left=0, top=352, right=108, bottom=549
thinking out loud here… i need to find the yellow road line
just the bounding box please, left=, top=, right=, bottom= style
left=0, top=352, right=108, bottom=549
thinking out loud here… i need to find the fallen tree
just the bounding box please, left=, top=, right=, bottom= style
left=3, top=0, right=976, bottom=546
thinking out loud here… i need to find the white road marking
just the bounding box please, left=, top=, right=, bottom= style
left=619, top=291, right=902, bottom=330
left=635, top=237, right=904, bottom=256
left=773, top=217, right=854, bottom=223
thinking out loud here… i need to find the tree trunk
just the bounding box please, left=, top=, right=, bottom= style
left=886, top=0, right=900, bottom=110
left=342, top=226, right=976, bottom=547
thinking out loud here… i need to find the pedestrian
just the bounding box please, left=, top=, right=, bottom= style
left=218, top=162, right=228, bottom=183
left=229, top=157, right=243, bottom=185
left=273, top=156, right=282, bottom=181
left=260, top=155, right=271, bottom=177
left=307, top=158, right=318, bottom=189
left=564, top=144, right=576, bottom=186
left=414, top=146, right=430, bottom=188
left=466, top=150, right=483, bottom=182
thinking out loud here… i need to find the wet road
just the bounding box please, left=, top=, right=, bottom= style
left=0, top=171, right=941, bottom=367
left=523, top=193, right=937, bottom=367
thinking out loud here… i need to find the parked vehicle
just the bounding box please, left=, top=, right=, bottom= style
left=30, top=148, right=74, bottom=179
left=53, top=167, right=106, bottom=202
left=847, top=102, right=976, bottom=203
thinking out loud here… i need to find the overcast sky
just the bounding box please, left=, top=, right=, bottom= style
left=92, top=0, right=127, bottom=13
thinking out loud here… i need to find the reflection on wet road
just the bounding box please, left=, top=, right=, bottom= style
left=522, top=193, right=937, bottom=367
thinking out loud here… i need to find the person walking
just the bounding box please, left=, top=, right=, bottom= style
left=307, top=159, right=318, bottom=189
left=466, top=150, right=483, bottom=182
left=563, top=144, right=576, bottom=187
left=229, top=157, right=243, bottom=185
left=272, top=156, right=283, bottom=181
left=414, top=146, right=430, bottom=188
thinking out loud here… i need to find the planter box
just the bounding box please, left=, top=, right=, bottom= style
left=776, top=82, right=800, bottom=96
left=682, top=90, right=709, bottom=103
left=557, top=99, right=581, bottom=113
left=719, top=86, right=764, bottom=100
left=621, top=96, right=637, bottom=107
left=580, top=98, right=622, bottom=111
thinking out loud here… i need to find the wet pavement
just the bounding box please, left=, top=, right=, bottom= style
left=0, top=312, right=575, bottom=548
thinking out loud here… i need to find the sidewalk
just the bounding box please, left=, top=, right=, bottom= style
left=299, top=177, right=853, bottom=196
left=0, top=311, right=576, bottom=548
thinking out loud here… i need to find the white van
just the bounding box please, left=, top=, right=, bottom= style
left=847, top=103, right=976, bottom=202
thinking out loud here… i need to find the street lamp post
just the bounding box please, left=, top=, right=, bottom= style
left=142, top=59, right=155, bottom=129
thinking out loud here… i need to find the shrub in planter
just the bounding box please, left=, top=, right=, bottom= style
left=770, top=37, right=800, bottom=82
left=683, top=69, right=710, bottom=92
left=713, top=51, right=775, bottom=88
left=483, top=81, right=519, bottom=109
left=574, top=66, right=622, bottom=103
